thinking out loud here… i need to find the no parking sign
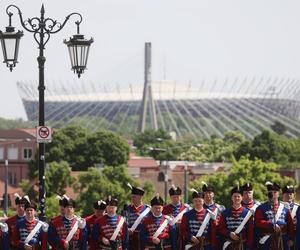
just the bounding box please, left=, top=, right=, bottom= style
left=36, top=126, right=52, bottom=143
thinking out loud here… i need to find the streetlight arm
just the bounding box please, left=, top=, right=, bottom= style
left=47, top=12, right=82, bottom=34
left=5, top=5, right=83, bottom=46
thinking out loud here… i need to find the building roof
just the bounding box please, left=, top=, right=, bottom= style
left=128, top=156, right=158, bottom=168
left=0, top=128, right=36, bottom=140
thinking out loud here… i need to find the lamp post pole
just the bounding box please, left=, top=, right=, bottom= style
left=184, top=161, right=188, bottom=203
left=4, top=159, right=8, bottom=215
left=0, top=5, right=93, bottom=221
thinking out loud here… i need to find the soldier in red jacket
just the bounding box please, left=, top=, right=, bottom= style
left=92, top=196, right=128, bottom=249
left=126, top=184, right=150, bottom=250
left=85, top=200, right=106, bottom=250
left=181, top=189, right=217, bottom=250
left=11, top=200, right=48, bottom=250
left=218, top=186, right=254, bottom=250
left=140, top=194, right=177, bottom=249
left=48, top=197, right=87, bottom=250
left=6, top=193, right=27, bottom=249
left=163, top=185, right=189, bottom=249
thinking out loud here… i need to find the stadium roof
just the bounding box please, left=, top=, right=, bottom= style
left=17, top=78, right=300, bottom=139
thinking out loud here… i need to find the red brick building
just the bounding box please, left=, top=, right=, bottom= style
left=0, top=128, right=37, bottom=187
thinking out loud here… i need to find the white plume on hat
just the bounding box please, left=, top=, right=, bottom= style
left=62, top=194, right=70, bottom=201
left=265, top=181, right=273, bottom=186
left=127, top=183, right=133, bottom=190
left=171, top=184, right=177, bottom=190
left=14, top=193, right=22, bottom=199
left=155, top=193, right=160, bottom=198
left=56, top=195, right=62, bottom=200
left=23, top=195, right=30, bottom=204
left=98, top=200, right=106, bottom=205
left=201, top=181, right=208, bottom=187
left=190, top=188, right=198, bottom=193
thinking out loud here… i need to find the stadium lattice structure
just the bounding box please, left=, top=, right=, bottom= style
left=17, top=77, right=300, bottom=139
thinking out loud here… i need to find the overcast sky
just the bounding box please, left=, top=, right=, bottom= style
left=0, top=0, right=300, bottom=119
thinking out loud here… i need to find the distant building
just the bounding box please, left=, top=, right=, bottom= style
left=127, top=153, right=225, bottom=195
left=0, top=128, right=37, bottom=186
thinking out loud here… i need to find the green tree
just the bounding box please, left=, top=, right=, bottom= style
left=190, top=157, right=295, bottom=207
left=75, top=165, right=137, bottom=216
left=84, top=130, right=130, bottom=169
left=45, top=161, right=75, bottom=196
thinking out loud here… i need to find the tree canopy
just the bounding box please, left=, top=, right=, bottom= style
left=190, top=157, right=296, bottom=207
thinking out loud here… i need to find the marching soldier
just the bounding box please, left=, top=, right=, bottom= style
left=0, top=221, right=9, bottom=250
left=92, top=196, right=128, bottom=249
left=255, top=182, right=294, bottom=250
left=85, top=200, right=106, bottom=250
left=140, top=194, right=177, bottom=250
left=218, top=185, right=254, bottom=250
left=282, top=185, right=298, bottom=249
left=48, top=196, right=87, bottom=250
left=163, top=185, right=189, bottom=249
left=180, top=189, right=217, bottom=250
left=296, top=207, right=300, bottom=249
left=11, top=200, right=48, bottom=249
left=126, top=184, right=150, bottom=250
left=6, top=193, right=27, bottom=249
left=202, top=182, right=225, bottom=221
left=241, top=182, right=261, bottom=209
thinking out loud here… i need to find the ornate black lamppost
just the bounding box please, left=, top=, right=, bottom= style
left=0, top=4, right=93, bottom=221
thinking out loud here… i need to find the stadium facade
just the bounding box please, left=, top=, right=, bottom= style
left=17, top=78, right=300, bottom=139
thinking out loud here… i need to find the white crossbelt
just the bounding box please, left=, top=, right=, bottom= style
left=153, top=216, right=170, bottom=239
left=129, top=207, right=151, bottom=231
left=24, top=221, right=44, bottom=244
left=0, top=222, right=8, bottom=232
left=259, top=203, right=284, bottom=245
left=170, top=207, right=189, bottom=226
left=66, top=220, right=79, bottom=242
left=110, top=217, right=125, bottom=241
left=185, top=210, right=212, bottom=250
left=291, top=204, right=299, bottom=219
left=223, top=204, right=258, bottom=250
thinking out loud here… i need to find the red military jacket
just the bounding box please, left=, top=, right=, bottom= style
left=163, top=203, right=189, bottom=223
left=48, top=215, right=85, bottom=249
left=11, top=217, right=47, bottom=250
left=6, top=214, right=25, bottom=248
left=85, top=214, right=103, bottom=250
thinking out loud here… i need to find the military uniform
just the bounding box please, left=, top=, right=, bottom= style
left=218, top=186, right=254, bottom=250
left=48, top=198, right=87, bottom=250
left=296, top=206, right=300, bottom=249
left=180, top=190, right=217, bottom=250
left=92, top=197, right=128, bottom=250
left=163, top=185, right=190, bottom=250
left=126, top=185, right=150, bottom=250
left=0, top=222, right=9, bottom=250
left=140, top=195, right=177, bottom=250
left=6, top=194, right=27, bottom=249
left=85, top=200, right=106, bottom=250
left=255, top=182, right=294, bottom=250
left=11, top=201, right=48, bottom=250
